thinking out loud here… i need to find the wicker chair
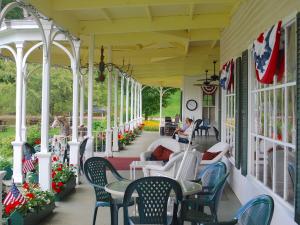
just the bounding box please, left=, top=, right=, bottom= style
left=79, top=137, right=89, bottom=173
left=123, top=176, right=183, bottom=225
left=84, top=157, right=132, bottom=225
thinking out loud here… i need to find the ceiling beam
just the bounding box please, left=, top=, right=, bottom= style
left=52, top=0, right=238, bottom=11
left=189, top=4, right=195, bottom=20
left=80, top=14, right=230, bottom=35
left=79, top=29, right=220, bottom=47
left=101, top=8, right=113, bottom=22
left=145, top=6, right=153, bottom=22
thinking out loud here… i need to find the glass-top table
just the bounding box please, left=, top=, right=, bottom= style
left=105, top=179, right=202, bottom=198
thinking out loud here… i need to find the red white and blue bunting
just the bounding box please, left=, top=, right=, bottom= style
left=220, top=59, right=234, bottom=90
left=253, top=21, right=284, bottom=84
left=201, top=85, right=218, bottom=95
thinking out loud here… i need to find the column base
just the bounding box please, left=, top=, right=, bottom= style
left=36, top=152, right=52, bottom=191
left=105, top=129, right=113, bottom=157
left=112, top=127, right=119, bottom=152
left=11, top=141, right=24, bottom=184
left=68, top=141, right=80, bottom=184
left=21, top=127, right=27, bottom=142
left=85, top=136, right=94, bottom=159
left=119, top=124, right=124, bottom=134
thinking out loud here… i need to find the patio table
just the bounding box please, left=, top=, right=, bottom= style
left=129, top=160, right=164, bottom=180
left=105, top=179, right=202, bottom=225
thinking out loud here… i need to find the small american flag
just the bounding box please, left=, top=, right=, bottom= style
left=22, top=152, right=35, bottom=174
left=3, top=183, right=26, bottom=206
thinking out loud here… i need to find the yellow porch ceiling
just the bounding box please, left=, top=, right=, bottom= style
left=26, top=0, right=241, bottom=87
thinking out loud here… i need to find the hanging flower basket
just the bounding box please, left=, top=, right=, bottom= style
left=7, top=201, right=55, bottom=225
left=54, top=176, right=76, bottom=201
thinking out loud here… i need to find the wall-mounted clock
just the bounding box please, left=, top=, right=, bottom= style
left=186, top=99, right=198, bottom=111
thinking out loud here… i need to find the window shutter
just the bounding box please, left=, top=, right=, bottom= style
left=235, top=57, right=242, bottom=169
left=241, top=50, right=248, bottom=176
left=295, top=11, right=300, bottom=224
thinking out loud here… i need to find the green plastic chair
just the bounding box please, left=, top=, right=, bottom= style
left=182, top=162, right=228, bottom=223
left=123, top=176, right=183, bottom=225
left=79, top=138, right=89, bottom=173
left=191, top=195, right=274, bottom=225
left=84, top=157, right=131, bottom=225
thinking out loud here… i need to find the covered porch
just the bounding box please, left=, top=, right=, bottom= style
left=0, top=0, right=299, bottom=225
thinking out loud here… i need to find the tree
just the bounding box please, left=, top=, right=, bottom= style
left=142, top=86, right=177, bottom=120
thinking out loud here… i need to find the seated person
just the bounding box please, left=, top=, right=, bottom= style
left=172, top=117, right=191, bottom=139
left=176, top=119, right=194, bottom=143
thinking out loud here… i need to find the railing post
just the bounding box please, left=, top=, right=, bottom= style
left=79, top=75, right=85, bottom=126
left=21, top=64, right=27, bottom=142
left=0, top=171, right=6, bottom=220
left=86, top=34, right=94, bottom=158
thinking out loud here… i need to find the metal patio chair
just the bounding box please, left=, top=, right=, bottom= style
left=123, top=176, right=183, bottom=225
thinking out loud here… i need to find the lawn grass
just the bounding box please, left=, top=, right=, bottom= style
left=151, top=90, right=180, bottom=118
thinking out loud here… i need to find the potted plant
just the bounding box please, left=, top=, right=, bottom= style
left=51, top=156, right=76, bottom=201
left=4, top=183, right=55, bottom=225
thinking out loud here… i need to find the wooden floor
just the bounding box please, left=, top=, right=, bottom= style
left=41, top=132, right=240, bottom=225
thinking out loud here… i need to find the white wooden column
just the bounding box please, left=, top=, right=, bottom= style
left=37, top=27, right=52, bottom=191
left=134, top=81, right=138, bottom=128
left=112, top=72, right=119, bottom=151
left=136, top=83, right=139, bottom=125
left=69, top=41, right=81, bottom=183
left=12, top=41, right=25, bottom=184
left=105, top=46, right=113, bottom=156
left=119, top=75, right=125, bottom=133
left=21, top=64, right=28, bottom=142
left=159, top=86, right=163, bottom=127
left=79, top=75, right=84, bottom=126
left=86, top=34, right=94, bottom=158
left=140, top=84, right=143, bottom=123
left=130, top=79, right=134, bottom=130
left=125, top=77, right=129, bottom=131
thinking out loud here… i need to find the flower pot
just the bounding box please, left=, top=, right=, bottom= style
left=118, top=141, right=124, bottom=150
left=55, top=176, right=76, bottom=201
left=7, top=201, right=55, bottom=225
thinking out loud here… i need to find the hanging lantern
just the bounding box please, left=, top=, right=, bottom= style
left=96, top=46, right=106, bottom=83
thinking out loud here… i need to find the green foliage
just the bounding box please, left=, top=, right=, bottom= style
left=142, top=87, right=178, bottom=119
left=1, top=0, right=24, bottom=20
left=93, top=120, right=106, bottom=131
left=0, top=157, right=12, bottom=170
left=27, top=125, right=41, bottom=146
left=0, top=135, right=14, bottom=159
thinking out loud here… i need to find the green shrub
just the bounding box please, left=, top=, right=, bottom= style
left=0, top=135, right=14, bottom=159
left=0, top=158, right=12, bottom=170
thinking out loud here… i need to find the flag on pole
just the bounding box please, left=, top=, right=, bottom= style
left=22, top=151, right=35, bottom=174
left=3, top=183, right=26, bottom=206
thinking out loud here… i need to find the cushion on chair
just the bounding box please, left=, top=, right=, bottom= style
left=151, top=145, right=173, bottom=161
left=202, top=151, right=221, bottom=160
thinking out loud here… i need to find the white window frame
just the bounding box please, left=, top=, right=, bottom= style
left=248, top=16, right=296, bottom=205
left=202, top=93, right=216, bottom=124
left=221, top=60, right=236, bottom=162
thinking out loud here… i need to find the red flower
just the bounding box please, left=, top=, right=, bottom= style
left=52, top=156, right=58, bottom=162
left=56, top=167, right=62, bottom=172
left=22, top=182, right=29, bottom=190
left=34, top=139, right=41, bottom=145
left=26, top=193, right=35, bottom=199
left=52, top=171, right=56, bottom=178
left=52, top=182, right=56, bottom=189
left=58, top=182, right=64, bottom=187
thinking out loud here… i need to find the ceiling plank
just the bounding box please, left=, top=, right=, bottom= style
left=189, top=4, right=195, bottom=20
left=52, top=0, right=238, bottom=11
left=80, top=14, right=230, bottom=34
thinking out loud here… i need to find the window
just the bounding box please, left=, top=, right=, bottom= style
left=249, top=20, right=296, bottom=205
left=202, top=94, right=215, bottom=124
left=223, top=79, right=235, bottom=159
